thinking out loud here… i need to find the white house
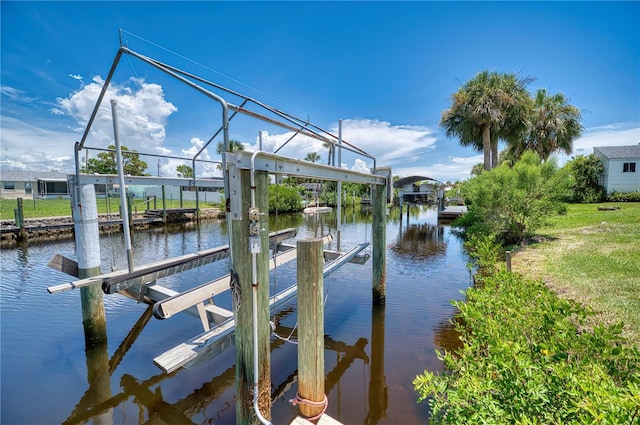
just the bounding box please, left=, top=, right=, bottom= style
left=0, top=170, right=70, bottom=199
left=593, top=145, right=640, bottom=194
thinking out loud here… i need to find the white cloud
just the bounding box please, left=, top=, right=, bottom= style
left=556, top=123, right=640, bottom=165
left=0, top=86, right=36, bottom=103
left=55, top=75, right=177, bottom=153
left=0, top=116, right=76, bottom=172
left=68, top=74, right=83, bottom=81
left=394, top=154, right=483, bottom=183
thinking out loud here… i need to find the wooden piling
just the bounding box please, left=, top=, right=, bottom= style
left=372, top=182, right=387, bottom=305
left=505, top=250, right=512, bottom=272
left=15, top=197, right=27, bottom=240
left=73, top=183, right=107, bottom=346
left=162, top=185, right=167, bottom=224
left=297, top=238, right=325, bottom=419
left=230, top=169, right=271, bottom=425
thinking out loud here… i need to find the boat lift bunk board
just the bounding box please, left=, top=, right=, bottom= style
left=153, top=239, right=369, bottom=374
left=47, top=228, right=370, bottom=373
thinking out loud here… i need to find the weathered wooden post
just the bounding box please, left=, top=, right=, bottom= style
left=372, top=182, right=387, bottom=305
left=73, top=183, right=108, bottom=346
left=230, top=168, right=271, bottom=425
left=161, top=185, right=167, bottom=224
left=296, top=238, right=327, bottom=420
left=14, top=197, right=27, bottom=240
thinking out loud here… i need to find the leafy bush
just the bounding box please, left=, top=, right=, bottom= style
left=607, top=191, right=640, bottom=202
left=564, top=154, right=606, bottom=203
left=268, top=184, right=302, bottom=213
left=458, top=151, right=570, bottom=245
left=414, top=270, right=640, bottom=424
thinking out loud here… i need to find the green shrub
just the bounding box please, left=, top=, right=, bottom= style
left=458, top=151, right=570, bottom=245
left=414, top=271, right=640, bottom=424
left=268, top=184, right=302, bottom=213
left=607, top=191, right=640, bottom=202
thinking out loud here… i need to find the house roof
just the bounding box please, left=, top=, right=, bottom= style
left=0, top=170, right=68, bottom=182
left=393, top=175, right=441, bottom=188
left=594, top=145, right=640, bottom=159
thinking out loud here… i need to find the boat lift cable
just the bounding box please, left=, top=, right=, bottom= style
left=119, top=28, right=309, bottom=117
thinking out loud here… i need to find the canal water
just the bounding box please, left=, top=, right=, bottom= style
left=0, top=206, right=471, bottom=425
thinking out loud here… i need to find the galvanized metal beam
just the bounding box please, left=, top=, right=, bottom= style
left=229, top=151, right=386, bottom=185
left=71, top=174, right=224, bottom=189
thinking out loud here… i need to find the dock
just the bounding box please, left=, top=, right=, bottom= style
left=438, top=205, right=467, bottom=220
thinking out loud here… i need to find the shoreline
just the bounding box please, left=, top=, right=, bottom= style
left=0, top=208, right=226, bottom=249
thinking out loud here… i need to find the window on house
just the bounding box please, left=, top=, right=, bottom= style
left=623, top=162, right=636, bottom=173
left=3, top=181, right=15, bottom=190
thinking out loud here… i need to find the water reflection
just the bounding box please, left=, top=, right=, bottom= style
left=1, top=207, right=471, bottom=424
left=393, top=221, right=446, bottom=258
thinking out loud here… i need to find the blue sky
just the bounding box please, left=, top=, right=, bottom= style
left=1, top=1, right=639, bottom=182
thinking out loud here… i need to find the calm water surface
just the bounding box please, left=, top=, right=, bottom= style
left=1, top=206, right=470, bottom=424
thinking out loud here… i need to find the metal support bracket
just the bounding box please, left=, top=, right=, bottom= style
left=227, top=158, right=243, bottom=220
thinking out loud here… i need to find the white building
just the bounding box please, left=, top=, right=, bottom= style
left=593, top=145, right=640, bottom=194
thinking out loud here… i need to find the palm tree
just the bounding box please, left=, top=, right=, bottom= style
left=215, top=139, right=245, bottom=170
left=215, top=139, right=245, bottom=155
left=507, top=89, right=583, bottom=161
left=304, top=152, right=322, bottom=163
left=440, top=71, right=532, bottom=171
left=322, top=141, right=334, bottom=166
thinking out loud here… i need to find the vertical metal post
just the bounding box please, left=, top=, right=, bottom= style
left=506, top=251, right=512, bottom=272
left=372, top=182, right=387, bottom=305
left=110, top=99, right=134, bottom=273
left=297, top=238, right=326, bottom=419
left=336, top=120, right=343, bottom=251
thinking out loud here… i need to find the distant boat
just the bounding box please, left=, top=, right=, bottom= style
left=303, top=206, right=333, bottom=214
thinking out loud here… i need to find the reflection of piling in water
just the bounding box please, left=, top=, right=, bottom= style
left=366, top=304, right=388, bottom=425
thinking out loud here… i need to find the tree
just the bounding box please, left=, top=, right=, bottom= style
left=507, top=88, right=583, bottom=161
left=323, top=141, right=334, bottom=165
left=565, top=154, right=605, bottom=203
left=84, top=145, right=149, bottom=176
left=176, top=164, right=194, bottom=178
left=304, top=152, right=321, bottom=163
left=215, top=139, right=245, bottom=155
left=458, top=151, right=571, bottom=245
left=215, top=139, right=245, bottom=169
left=441, top=71, right=532, bottom=171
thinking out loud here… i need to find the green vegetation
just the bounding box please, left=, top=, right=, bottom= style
left=176, top=164, right=194, bottom=178
left=414, top=267, right=640, bottom=424
left=440, top=71, right=583, bottom=172
left=268, top=184, right=302, bottom=213
left=83, top=145, right=149, bottom=176
left=455, top=151, right=570, bottom=245
left=1, top=197, right=218, bottom=220
left=513, top=202, right=640, bottom=344
left=564, top=154, right=606, bottom=203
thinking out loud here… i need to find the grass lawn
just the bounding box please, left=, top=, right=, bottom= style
left=512, top=202, right=640, bottom=345
left=1, top=197, right=219, bottom=220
